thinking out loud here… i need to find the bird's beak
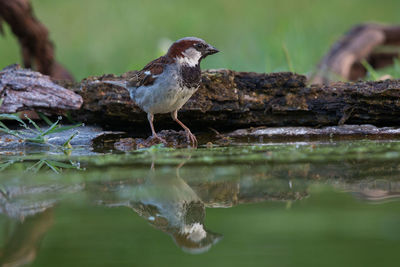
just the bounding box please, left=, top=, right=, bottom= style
left=206, top=45, right=220, bottom=55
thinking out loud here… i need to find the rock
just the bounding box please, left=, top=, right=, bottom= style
left=114, top=130, right=194, bottom=151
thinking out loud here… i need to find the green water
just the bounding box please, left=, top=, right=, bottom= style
left=1, top=140, right=400, bottom=266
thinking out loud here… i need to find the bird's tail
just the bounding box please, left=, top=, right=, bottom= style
left=87, top=80, right=134, bottom=99
left=98, top=80, right=128, bottom=89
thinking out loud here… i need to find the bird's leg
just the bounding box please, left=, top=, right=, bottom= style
left=147, top=113, right=166, bottom=144
left=171, top=110, right=197, bottom=147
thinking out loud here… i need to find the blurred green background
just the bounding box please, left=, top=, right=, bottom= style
left=1, top=0, right=400, bottom=80
left=2, top=188, right=400, bottom=267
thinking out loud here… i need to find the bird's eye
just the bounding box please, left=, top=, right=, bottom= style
left=195, top=43, right=205, bottom=49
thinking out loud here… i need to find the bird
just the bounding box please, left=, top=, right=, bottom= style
left=102, top=37, right=219, bottom=147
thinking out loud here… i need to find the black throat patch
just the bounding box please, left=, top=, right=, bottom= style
left=180, top=64, right=201, bottom=88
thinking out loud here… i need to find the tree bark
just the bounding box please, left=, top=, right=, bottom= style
left=2, top=65, right=400, bottom=130
left=72, top=69, right=400, bottom=130
left=0, top=65, right=81, bottom=113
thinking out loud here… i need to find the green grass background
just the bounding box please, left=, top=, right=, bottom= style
left=1, top=0, right=400, bottom=80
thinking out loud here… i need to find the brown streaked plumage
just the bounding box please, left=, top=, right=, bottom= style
left=103, top=37, right=219, bottom=147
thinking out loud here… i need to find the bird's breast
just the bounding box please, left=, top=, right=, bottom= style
left=179, top=64, right=201, bottom=89
left=131, top=65, right=198, bottom=114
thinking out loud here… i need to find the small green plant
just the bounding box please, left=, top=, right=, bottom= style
left=25, top=159, right=83, bottom=173
left=393, top=57, right=400, bottom=77
left=0, top=158, right=83, bottom=173
left=361, top=59, right=379, bottom=81
left=282, top=42, right=295, bottom=73
left=0, top=160, right=17, bottom=172
left=0, top=113, right=82, bottom=148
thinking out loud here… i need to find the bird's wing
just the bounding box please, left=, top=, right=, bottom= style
left=99, top=80, right=128, bottom=88
left=127, top=56, right=173, bottom=88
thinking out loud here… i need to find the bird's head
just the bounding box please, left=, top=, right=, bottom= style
left=167, top=37, right=219, bottom=67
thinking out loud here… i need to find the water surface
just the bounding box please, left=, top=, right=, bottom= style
left=1, top=140, right=400, bottom=266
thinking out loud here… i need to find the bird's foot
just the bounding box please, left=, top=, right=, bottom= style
left=152, top=134, right=167, bottom=145
left=185, top=130, right=198, bottom=148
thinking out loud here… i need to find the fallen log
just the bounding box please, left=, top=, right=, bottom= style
left=70, top=69, right=308, bottom=131
left=2, top=65, right=400, bottom=131
left=71, top=69, right=400, bottom=131
left=226, top=125, right=400, bottom=142
left=0, top=65, right=82, bottom=113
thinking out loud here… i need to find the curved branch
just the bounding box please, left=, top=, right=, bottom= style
left=312, top=23, right=400, bottom=84
left=0, top=0, right=73, bottom=80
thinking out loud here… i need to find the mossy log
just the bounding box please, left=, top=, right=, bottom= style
left=2, top=65, right=400, bottom=131
left=72, top=69, right=400, bottom=131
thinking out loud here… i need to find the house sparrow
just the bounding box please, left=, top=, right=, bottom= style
left=104, top=37, right=219, bottom=147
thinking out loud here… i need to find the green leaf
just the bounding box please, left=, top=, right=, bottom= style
left=50, top=123, right=82, bottom=134
left=25, top=115, right=43, bottom=134
left=393, top=58, right=400, bottom=75
left=43, top=160, right=60, bottom=173
left=1, top=113, right=31, bottom=130
left=65, top=111, right=77, bottom=124
left=0, top=160, right=15, bottom=171
left=37, top=112, right=54, bottom=126
left=0, top=123, right=23, bottom=139
left=0, top=113, right=82, bottom=149
left=45, top=160, right=79, bottom=169
left=25, top=137, right=46, bottom=144
left=40, top=119, right=61, bottom=136
left=0, top=120, right=10, bottom=131
left=63, top=131, right=79, bottom=147
left=282, top=42, right=295, bottom=73
left=26, top=160, right=46, bottom=173
left=361, top=59, right=379, bottom=81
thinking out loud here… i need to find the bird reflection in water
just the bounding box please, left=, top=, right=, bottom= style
left=98, top=156, right=223, bottom=254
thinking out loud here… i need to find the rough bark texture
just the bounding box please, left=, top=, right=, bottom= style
left=0, top=0, right=73, bottom=80
left=227, top=125, right=400, bottom=142
left=72, top=69, right=400, bottom=131
left=72, top=70, right=308, bottom=131
left=0, top=65, right=82, bottom=113
left=312, top=23, right=400, bottom=84
left=2, top=65, right=400, bottom=130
